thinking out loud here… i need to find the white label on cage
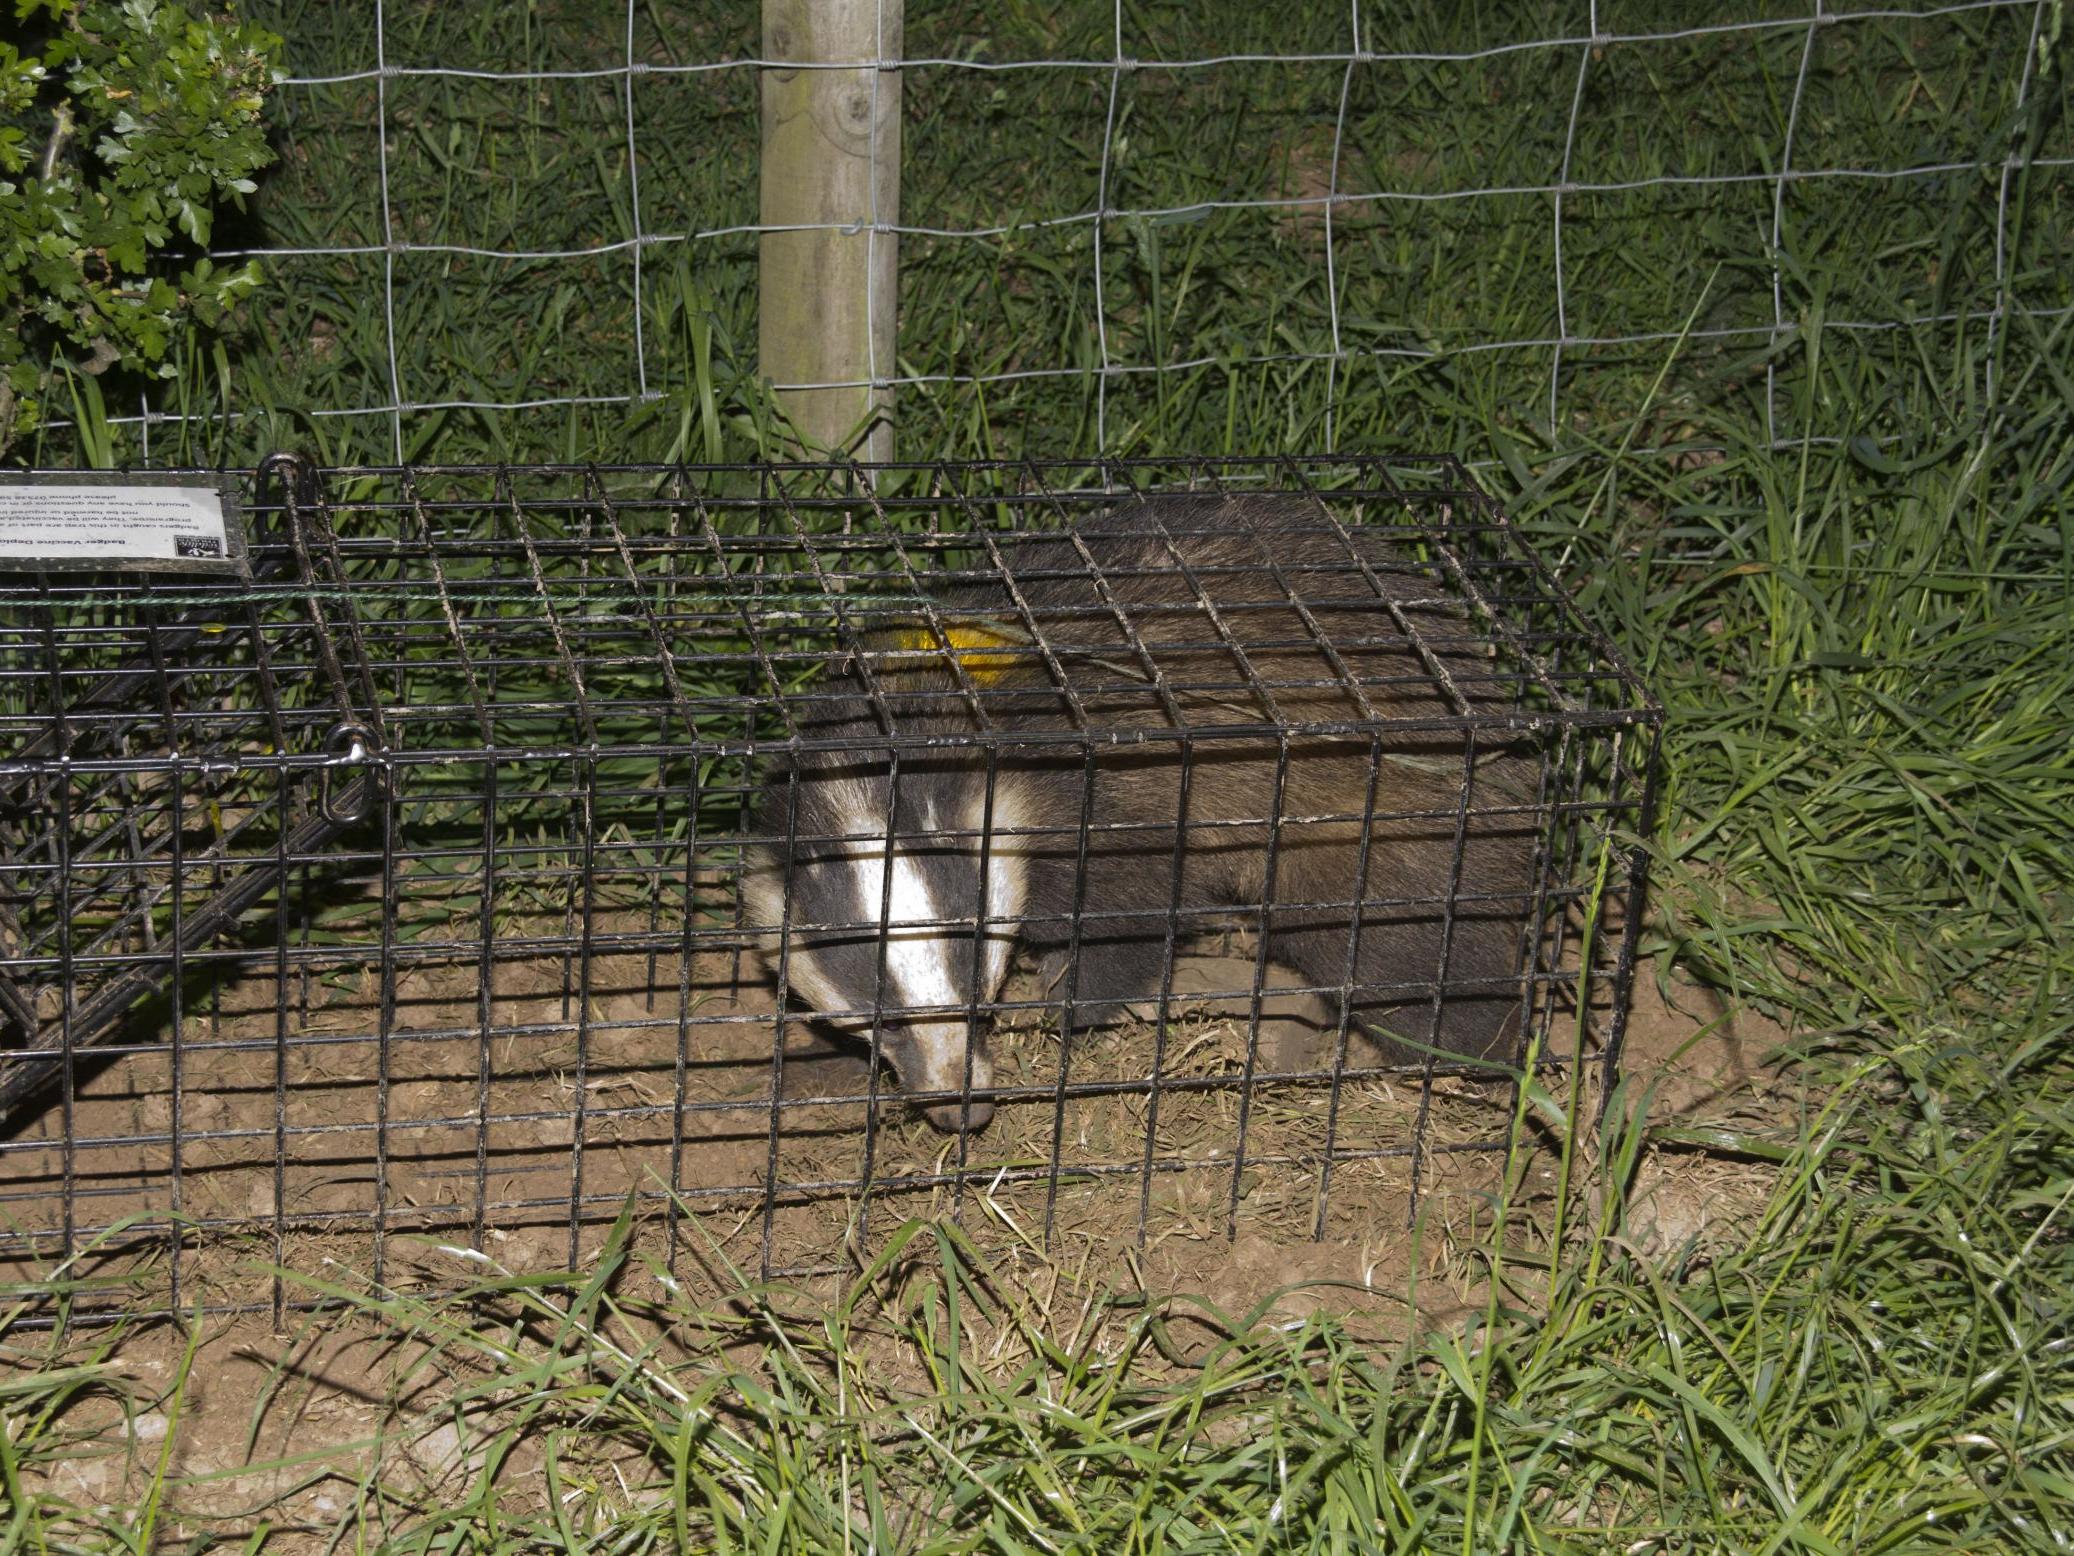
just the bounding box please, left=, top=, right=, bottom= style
left=0, top=483, right=237, bottom=571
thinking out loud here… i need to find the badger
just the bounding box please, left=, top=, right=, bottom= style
left=742, top=493, right=1541, bottom=1131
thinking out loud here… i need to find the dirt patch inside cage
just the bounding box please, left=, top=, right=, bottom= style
left=2, top=913, right=1548, bottom=1320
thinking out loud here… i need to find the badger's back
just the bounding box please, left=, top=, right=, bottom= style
left=951, top=496, right=1536, bottom=1057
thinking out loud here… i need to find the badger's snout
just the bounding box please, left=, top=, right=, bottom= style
left=882, top=1021, right=997, bottom=1132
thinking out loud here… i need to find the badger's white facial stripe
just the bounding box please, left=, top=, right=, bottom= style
left=847, top=846, right=963, bottom=1015
left=828, top=777, right=1022, bottom=1017
left=976, top=780, right=1029, bottom=997
left=815, top=774, right=955, bottom=1017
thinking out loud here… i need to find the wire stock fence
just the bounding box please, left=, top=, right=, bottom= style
left=90, top=0, right=2071, bottom=467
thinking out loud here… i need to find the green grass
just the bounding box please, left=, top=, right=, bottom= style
left=31, top=0, right=2068, bottom=473
left=5, top=0, right=2073, bottom=1549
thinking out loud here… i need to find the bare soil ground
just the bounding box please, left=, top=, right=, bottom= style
left=2, top=924, right=1556, bottom=1304
left=4, top=932, right=1794, bottom=1542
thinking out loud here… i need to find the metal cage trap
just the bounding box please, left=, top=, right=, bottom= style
left=0, top=455, right=1661, bottom=1321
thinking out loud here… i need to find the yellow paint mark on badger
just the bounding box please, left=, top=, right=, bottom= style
left=884, top=621, right=1028, bottom=684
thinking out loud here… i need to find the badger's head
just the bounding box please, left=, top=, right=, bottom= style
left=744, top=763, right=1027, bottom=1131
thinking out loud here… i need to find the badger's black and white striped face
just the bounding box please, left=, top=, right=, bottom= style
left=746, top=770, right=1027, bottom=1131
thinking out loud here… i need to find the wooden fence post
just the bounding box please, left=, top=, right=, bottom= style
left=759, top=0, right=901, bottom=463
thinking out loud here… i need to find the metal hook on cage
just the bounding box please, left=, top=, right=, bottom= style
left=255, top=450, right=317, bottom=553
left=319, top=720, right=384, bottom=825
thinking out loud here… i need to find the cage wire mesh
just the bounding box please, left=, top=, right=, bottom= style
left=80, top=1, right=2070, bottom=468
left=0, top=456, right=1659, bottom=1323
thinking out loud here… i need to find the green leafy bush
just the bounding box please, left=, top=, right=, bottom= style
left=0, top=0, right=281, bottom=459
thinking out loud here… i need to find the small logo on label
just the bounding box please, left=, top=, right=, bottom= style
left=176, top=535, right=224, bottom=558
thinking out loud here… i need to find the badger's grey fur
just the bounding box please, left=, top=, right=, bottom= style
left=744, top=494, right=1540, bottom=1131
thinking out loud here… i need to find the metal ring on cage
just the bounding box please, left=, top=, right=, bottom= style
left=319, top=720, right=383, bottom=824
